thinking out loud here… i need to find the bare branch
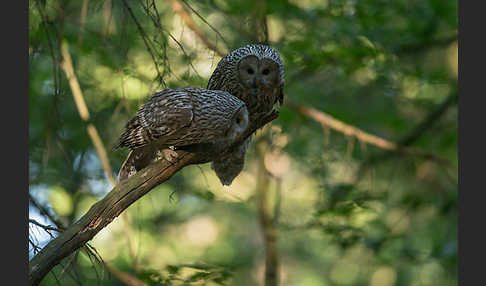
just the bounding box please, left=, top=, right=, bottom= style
left=287, top=100, right=452, bottom=166
left=59, top=41, right=116, bottom=185
left=29, top=219, right=63, bottom=233
left=105, top=263, right=147, bottom=286
left=355, top=90, right=458, bottom=181
left=29, top=194, right=66, bottom=231
left=288, top=101, right=399, bottom=151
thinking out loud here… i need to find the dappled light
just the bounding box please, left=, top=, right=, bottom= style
left=29, top=0, right=457, bottom=285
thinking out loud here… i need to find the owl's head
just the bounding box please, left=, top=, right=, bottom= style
left=219, top=44, right=283, bottom=99
left=226, top=105, right=249, bottom=141
left=237, top=55, right=281, bottom=99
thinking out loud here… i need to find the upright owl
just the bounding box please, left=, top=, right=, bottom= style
left=207, top=44, right=284, bottom=120
left=114, top=87, right=249, bottom=182
left=207, top=44, right=285, bottom=186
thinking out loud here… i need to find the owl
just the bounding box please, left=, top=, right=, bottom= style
left=207, top=44, right=285, bottom=185
left=114, top=87, right=249, bottom=182
left=210, top=139, right=250, bottom=186
left=207, top=44, right=284, bottom=121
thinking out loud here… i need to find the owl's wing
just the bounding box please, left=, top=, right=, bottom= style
left=140, top=103, right=194, bottom=140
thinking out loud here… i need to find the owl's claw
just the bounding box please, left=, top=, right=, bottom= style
left=157, top=149, right=178, bottom=162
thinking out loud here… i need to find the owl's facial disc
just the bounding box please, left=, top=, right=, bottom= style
left=238, top=56, right=260, bottom=98
left=259, top=59, right=280, bottom=89
left=230, top=106, right=249, bottom=139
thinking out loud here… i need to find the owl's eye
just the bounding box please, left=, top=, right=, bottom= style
left=262, top=68, right=270, bottom=75
left=236, top=117, right=241, bottom=124
left=247, top=68, right=254, bottom=74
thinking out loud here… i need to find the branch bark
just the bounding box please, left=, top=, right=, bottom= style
left=28, top=110, right=279, bottom=286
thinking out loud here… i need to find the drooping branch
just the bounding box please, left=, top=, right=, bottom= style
left=138, top=0, right=202, bottom=80
left=179, top=0, right=230, bottom=47
left=169, top=0, right=227, bottom=57
left=28, top=110, right=279, bottom=286
left=121, top=0, right=167, bottom=87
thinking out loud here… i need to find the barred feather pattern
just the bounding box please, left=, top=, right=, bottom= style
left=207, top=44, right=284, bottom=120
left=115, top=87, right=249, bottom=182
left=207, top=44, right=285, bottom=186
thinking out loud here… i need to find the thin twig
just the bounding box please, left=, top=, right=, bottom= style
left=29, top=219, right=63, bottom=233
left=138, top=0, right=202, bottom=79
left=121, top=0, right=167, bottom=87
left=29, top=194, right=66, bottom=230
left=169, top=0, right=226, bottom=57
left=179, top=0, right=229, bottom=47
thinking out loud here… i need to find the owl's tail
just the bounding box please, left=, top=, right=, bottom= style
left=116, top=145, right=157, bottom=183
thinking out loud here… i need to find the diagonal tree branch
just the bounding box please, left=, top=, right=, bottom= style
left=28, top=110, right=279, bottom=286
left=59, top=41, right=116, bottom=185
left=30, top=193, right=147, bottom=286
left=287, top=99, right=453, bottom=167
left=104, top=263, right=147, bottom=286
left=355, top=90, right=458, bottom=181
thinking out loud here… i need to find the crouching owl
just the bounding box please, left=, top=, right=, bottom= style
left=207, top=44, right=285, bottom=186
left=114, top=87, right=249, bottom=182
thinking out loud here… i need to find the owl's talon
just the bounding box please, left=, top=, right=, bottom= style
left=161, top=149, right=178, bottom=162
left=126, top=166, right=137, bottom=179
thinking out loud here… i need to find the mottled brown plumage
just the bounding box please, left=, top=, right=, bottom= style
left=207, top=44, right=285, bottom=186
left=115, top=87, right=249, bottom=182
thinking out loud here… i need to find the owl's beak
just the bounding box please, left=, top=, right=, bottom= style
left=250, top=77, right=263, bottom=98
left=255, top=78, right=262, bottom=87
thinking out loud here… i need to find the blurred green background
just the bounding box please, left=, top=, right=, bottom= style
left=29, top=0, right=457, bottom=285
